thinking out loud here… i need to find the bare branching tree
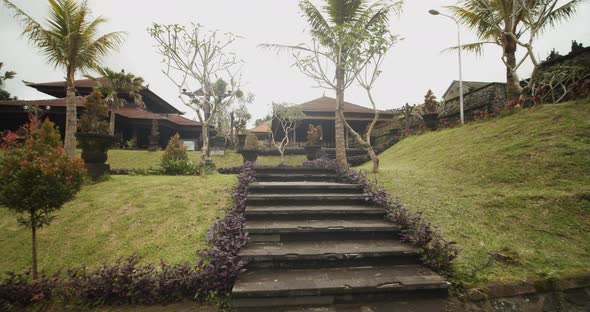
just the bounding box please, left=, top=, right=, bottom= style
left=270, top=103, right=305, bottom=166
left=263, top=17, right=398, bottom=172
left=148, top=23, right=243, bottom=164
left=261, top=0, right=402, bottom=165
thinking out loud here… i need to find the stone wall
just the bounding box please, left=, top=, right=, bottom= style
left=441, top=82, right=507, bottom=121
left=452, top=273, right=590, bottom=312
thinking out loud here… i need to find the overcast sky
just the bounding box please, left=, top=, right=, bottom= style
left=2, top=0, right=589, bottom=125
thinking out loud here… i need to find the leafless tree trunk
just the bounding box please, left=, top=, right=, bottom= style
left=30, top=211, right=38, bottom=280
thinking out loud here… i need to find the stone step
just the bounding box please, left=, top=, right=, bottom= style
left=255, top=167, right=336, bottom=175
left=241, top=239, right=420, bottom=269
left=255, top=173, right=338, bottom=182
left=247, top=193, right=370, bottom=205
left=234, top=298, right=450, bottom=312
left=231, top=265, right=449, bottom=308
left=246, top=219, right=400, bottom=242
left=248, top=182, right=363, bottom=194
left=245, top=205, right=385, bottom=220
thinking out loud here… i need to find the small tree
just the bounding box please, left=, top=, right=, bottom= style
left=0, top=62, right=17, bottom=100
left=270, top=103, right=305, bottom=165
left=421, top=90, right=439, bottom=114
left=0, top=118, right=86, bottom=279
left=86, top=68, right=145, bottom=135
left=306, top=124, right=322, bottom=145
left=79, top=90, right=110, bottom=134
left=148, top=23, right=242, bottom=166
left=161, top=133, right=199, bottom=175
left=243, top=133, right=260, bottom=151
left=401, top=103, right=416, bottom=131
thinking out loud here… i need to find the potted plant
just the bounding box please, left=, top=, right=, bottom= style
left=420, top=89, right=440, bottom=130
left=304, top=124, right=322, bottom=160
left=76, top=90, right=114, bottom=179
left=240, top=133, right=259, bottom=163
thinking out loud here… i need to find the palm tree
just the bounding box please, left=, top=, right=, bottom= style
left=447, top=0, right=581, bottom=100
left=86, top=68, right=144, bottom=135
left=299, top=0, right=395, bottom=164
left=2, top=0, right=124, bottom=156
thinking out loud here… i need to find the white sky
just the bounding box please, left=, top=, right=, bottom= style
left=2, top=0, right=589, bottom=126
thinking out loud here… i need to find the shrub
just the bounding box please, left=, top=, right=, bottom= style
left=243, top=134, right=259, bottom=151
left=421, top=89, right=439, bottom=114
left=0, top=117, right=86, bottom=279
left=306, top=124, right=321, bottom=145
left=161, top=159, right=200, bottom=175
left=0, top=271, right=58, bottom=309
left=79, top=90, right=110, bottom=134
left=162, top=133, right=188, bottom=162
left=161, top=134, right=198, bottom=175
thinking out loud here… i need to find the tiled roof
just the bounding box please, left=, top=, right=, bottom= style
left=26, top=78, right=107, bottom=89
left=0, top=97, right=85, bottom=107
left=117, top=107, right=166, bottom=120
left=249, top=121, right=271, bottom=133
left=160, top=114, right=201, bottom=126
left=300, top=96, right=392, bottom=115
left=0, top=98, right=200, bottom=127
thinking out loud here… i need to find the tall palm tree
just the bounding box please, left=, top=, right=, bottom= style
left=447, top=0, right=581, bottom=100
left=86, top=68, right=144, bottom=135
left=299, top=0, right=395, bottom=164
left=2, top=0, right=124, bottom=156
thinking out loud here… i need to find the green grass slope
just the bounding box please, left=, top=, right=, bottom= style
left=362, top=100, right=590, bottom=286
left=0, top=174, right=235, bottom=273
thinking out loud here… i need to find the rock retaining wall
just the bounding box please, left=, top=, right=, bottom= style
left=453, top=273, right=590, bottom=311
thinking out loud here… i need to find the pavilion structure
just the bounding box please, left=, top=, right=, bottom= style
left=271, top=96, right=396, bottom=148
left=0, top=79, right=202, bottom=149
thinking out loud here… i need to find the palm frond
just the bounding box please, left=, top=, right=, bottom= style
left=442, top=41, right=496, bottom=55
left=299, top=0, right=331, bottom=38
left=1, top=0, right=45, bottom=43
left=326, top=0, right=366, bottom=24
left=539, top=0, right=582, bottom=32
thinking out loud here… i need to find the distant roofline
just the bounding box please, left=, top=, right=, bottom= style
left=25, top=78, right=184, bottom=115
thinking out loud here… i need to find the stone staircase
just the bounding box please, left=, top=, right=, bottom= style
left=231, top=167, right=449, bottom=311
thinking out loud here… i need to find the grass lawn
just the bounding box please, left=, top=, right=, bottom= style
left=0, top=174, right=236, bottom=274
left=362, top=100, right=590, bottom=286
left=105, top=150, right=307, bottom=170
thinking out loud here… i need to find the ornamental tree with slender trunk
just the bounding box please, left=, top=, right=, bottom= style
left=148, top=23, right=242, bottom=165
left=2, top=0, right=125, bottom=156
left=262, top=0, right=400, bottom=165
left=447, top=0, right=581, bottom=100
left=86, top=68, right=144, bottom=135
left=0, top=118, right=86, bottom=279
left=270, top=103, right=305, bottom=166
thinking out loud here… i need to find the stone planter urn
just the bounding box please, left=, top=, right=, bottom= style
left=421, top=113, right=440, bottom=130
left=240, top=149, right=258, bottom=163
left=304, top=145, right=322, bottom=161
left=76, top=132, right=114, bottom=180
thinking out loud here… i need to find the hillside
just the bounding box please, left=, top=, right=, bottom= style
left=362, top=100, right=590, bottom=286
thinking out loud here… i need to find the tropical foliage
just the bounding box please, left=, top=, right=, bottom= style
left=78, top=90, right=110, bottom=135
left=2, top=0, right=124, bottom=156
left=447, top=0, right=582, bottom=99
left=0, top=62, right=17, bottom=100
left=0, top=117, right=86, bottom=279
left=263, top=0, right=401, bottom=164
left=161, top=133, right=199, bottom=175
left=86, top=68, right=145, bottom=135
